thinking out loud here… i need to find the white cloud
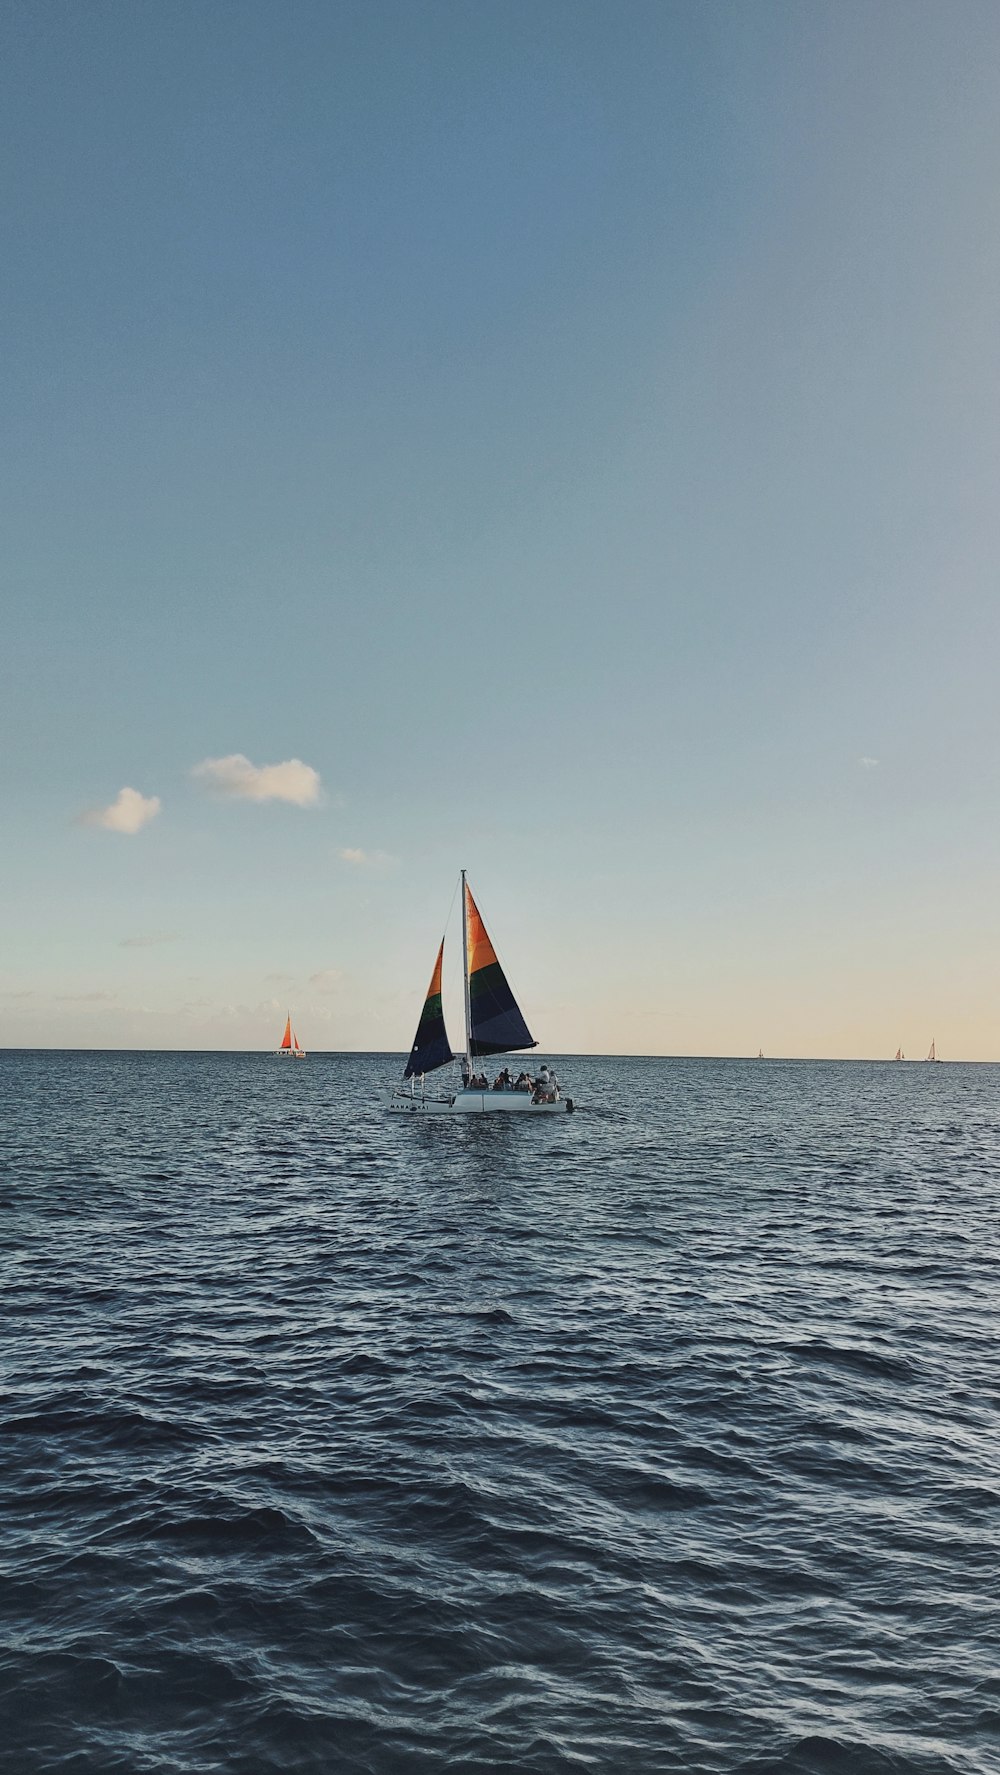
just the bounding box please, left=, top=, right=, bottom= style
left=858, top=756, right=879, bottom=769
left=84, top=786, right=161, bottom=834
left=309, top=968, right=343, bottom=993
left=192, top=753, right=322, bottom=806
left=338, top=847, right=396, bottom=868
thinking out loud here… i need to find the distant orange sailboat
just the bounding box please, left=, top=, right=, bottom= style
left=277, top=1013, right=306, bottom=1058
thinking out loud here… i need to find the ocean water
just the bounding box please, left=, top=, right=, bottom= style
left=1, top=1050, right=998, bottom=1775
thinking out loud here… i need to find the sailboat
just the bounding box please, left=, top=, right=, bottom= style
left=276, top=1013, right=306, bottom=1058
left=894, top=1048, right=904, bottom=1061
left=925, top=1039, right=940, bottom=1063
left=388, top=872, right=573, bottom=1114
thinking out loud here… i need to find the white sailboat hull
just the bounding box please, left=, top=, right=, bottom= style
left=389, top=1089, right=573, bottom=1115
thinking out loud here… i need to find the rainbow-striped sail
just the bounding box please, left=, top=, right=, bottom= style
left=464, top=881, right=536, bottom=1058
left=403, top=940, right=454, bottom=1078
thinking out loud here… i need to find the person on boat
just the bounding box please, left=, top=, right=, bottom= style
left=461, top=1056, right=472, bottom=1090
left=533, top=1065, right=553, bottom=1103
left=514, top=1072, right=531, bottom=1092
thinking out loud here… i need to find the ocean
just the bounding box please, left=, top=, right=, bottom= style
left=1, top=1051, right=997, bottom=1774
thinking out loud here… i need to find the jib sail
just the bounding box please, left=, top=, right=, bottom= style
left=403, top=940, right=454, bottom=1078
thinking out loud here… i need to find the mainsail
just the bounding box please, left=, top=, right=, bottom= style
left=279, top=1015, right=293, bottom=1050
left=404, top=940, right=454, bottom=1078
left=464, top=882, right=536, bottom=1058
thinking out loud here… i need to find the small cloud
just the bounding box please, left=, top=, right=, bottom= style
left=338, top=847, right=396, bottom=868
left=309, top=968, right=343, bottom=993
left=83, top=786, right=161, bottom=834
left=119, top=931, right=179, bottom=949
left=192, top=753, right=322, bottom=806
left=858, top=756, right=879, bottom=769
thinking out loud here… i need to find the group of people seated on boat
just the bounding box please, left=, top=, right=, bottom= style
left=461, top=1061, right=560, bottom=1102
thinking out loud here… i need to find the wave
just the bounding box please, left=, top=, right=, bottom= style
left=2, top=1049, right=997, bottom=1775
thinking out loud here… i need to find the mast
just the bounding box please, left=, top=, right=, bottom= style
left=461, top=868, right=472, bottom=1065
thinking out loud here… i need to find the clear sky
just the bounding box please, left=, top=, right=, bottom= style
left=4, top=0, right=1000, bottom=1058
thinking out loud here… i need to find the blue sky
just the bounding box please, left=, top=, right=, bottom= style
left=4, top=1, right=1000, bottom=1056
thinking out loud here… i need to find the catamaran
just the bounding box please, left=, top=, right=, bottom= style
left=388, top=872, right=573, bottom=1114
left=277, top=1014, right=306, bottom=1058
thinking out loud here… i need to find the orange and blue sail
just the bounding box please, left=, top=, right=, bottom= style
left=465, top=884, right=536, bottom=1058
left=403, top=940, right=454, bottom=1078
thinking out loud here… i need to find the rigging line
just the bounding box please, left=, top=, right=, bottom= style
left=442, top=870, right=461, bottom=941
left=433, top=871, right=463, bottom=1049
left=442, top=870, right=462, bottom=1003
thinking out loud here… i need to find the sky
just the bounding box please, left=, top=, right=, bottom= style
left=3, top=0, right=1000, bottom=1058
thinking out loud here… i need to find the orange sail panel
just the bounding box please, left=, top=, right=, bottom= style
left=279, top=1016, right=293, bottom=1049
left=464, top=884, right=536, bottom=1057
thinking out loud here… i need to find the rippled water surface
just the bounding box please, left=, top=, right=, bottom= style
left=2, top=1051, right=998, bottom=1773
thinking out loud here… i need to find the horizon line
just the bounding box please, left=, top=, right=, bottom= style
left=0, top=1047, right=989, bottom=1064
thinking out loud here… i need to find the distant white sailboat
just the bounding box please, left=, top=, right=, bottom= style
left=894, top=1048, right=904, bottom=1061
left=925, top=1039, right=940, bottom=1063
